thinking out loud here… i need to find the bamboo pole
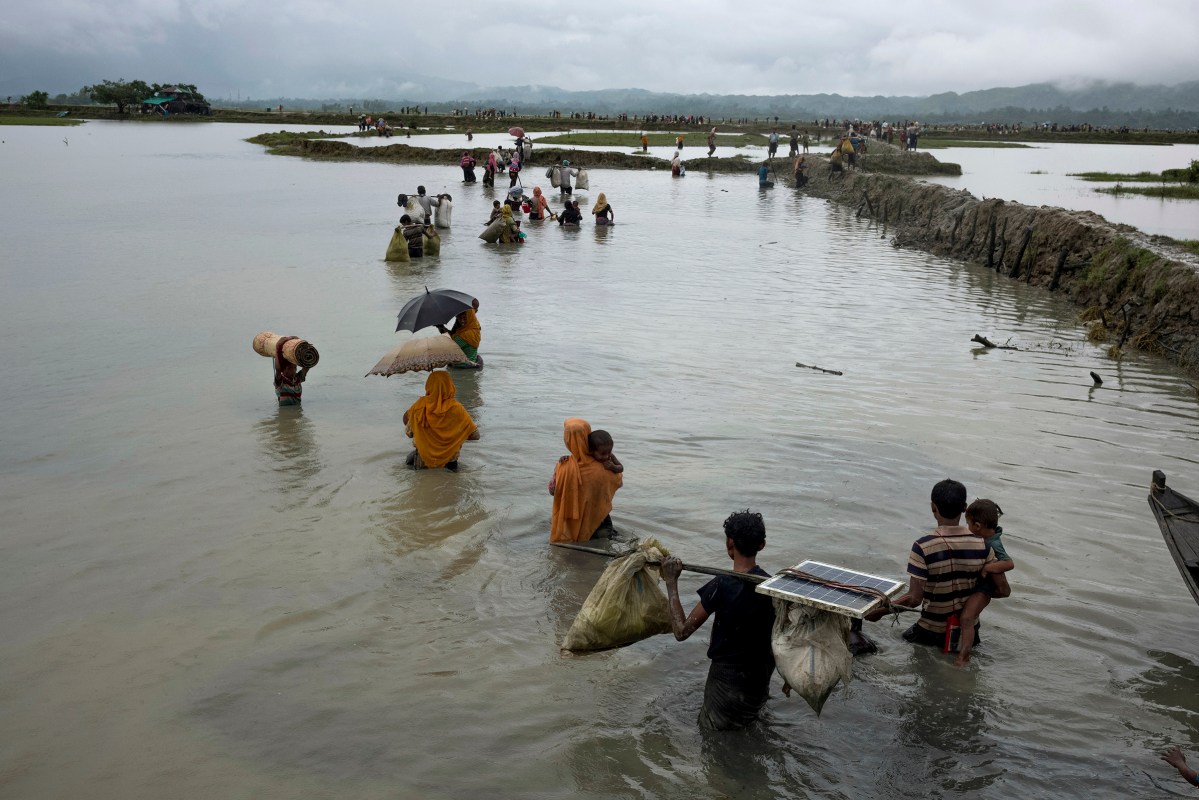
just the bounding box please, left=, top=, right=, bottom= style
left=551, top=542, right=766, bottom=583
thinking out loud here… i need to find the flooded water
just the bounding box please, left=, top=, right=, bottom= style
left=924, top=141, right=1199, bottom=240
left=2, top=120, right=1198, bottom=800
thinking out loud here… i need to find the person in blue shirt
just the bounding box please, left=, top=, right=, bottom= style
left=758, top=162, right=773, bottom=188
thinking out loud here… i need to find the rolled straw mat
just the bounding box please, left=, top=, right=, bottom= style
left=252, top=331, right=320, bottom=367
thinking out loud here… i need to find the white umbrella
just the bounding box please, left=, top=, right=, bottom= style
left=366, top=334, right=467, bottom=376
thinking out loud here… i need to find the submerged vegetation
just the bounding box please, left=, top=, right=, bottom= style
left=1096, top=183, right=1199, bottom=199
left=1070, top=160, right=1199, bottom=198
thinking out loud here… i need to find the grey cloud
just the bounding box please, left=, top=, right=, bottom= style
left=1, top=0, right=1196, bottom=99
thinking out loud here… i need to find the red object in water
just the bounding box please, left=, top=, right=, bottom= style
left=522, top=203, right=531, bottom=213
left=943, top=614, right=961, bottom=653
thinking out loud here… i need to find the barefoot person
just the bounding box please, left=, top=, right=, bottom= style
left=548, top=418, right=622, bottom=543
left=661, top=510, right=776, bottom=730
left=402, top=371, right=479, bottom=471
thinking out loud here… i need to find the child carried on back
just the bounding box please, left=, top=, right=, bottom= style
left=549, top=429, right=623, bottom=542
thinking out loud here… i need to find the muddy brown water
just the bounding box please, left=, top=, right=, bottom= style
left=1, top=121, right=1198, bottom=799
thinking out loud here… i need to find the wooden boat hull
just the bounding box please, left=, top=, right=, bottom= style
left=1149, top=470, right=1199, bottom=606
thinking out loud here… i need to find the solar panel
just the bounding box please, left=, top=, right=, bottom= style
left=755, top=560, right=906, bottom=618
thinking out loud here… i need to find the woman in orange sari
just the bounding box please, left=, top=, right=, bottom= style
left=402, top=371, right=480, bottom=471
left=548, top=418, right=623, bottom=542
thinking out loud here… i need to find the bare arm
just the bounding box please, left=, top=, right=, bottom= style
left=865, top=578, right=924, bottom=621
left=1163, top=748, right=1199, bottom=788
left=661, top=557, right=710, bottom=641
left=468, top=427, right=481, bottom=441
left=982, top=559, right=1015, bottom=575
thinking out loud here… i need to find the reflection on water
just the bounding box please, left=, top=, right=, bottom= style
left=1124, top=649, right=1199, bottom=746
left=254, top=406, right=323, bottom=499
left=2, top=120, right=1199, bottom=799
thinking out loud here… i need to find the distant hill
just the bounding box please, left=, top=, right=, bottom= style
left=215, top=80, right=1199, bottom=128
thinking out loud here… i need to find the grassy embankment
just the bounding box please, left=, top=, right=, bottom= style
left=0, top=115, right=83, bottom=126
left=533, top=132, right=757, bottom=149
left=915, top=139, right=1029, bottom=149
left=246, top=130, right=962, bottom=177
left=245, top=131, right=758, bottom=173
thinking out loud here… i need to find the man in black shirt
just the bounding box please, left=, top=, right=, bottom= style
left=661, top=510, right=776, bottom=730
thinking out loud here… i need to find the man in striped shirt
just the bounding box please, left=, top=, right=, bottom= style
left=868, top=479, right=995, bottom=648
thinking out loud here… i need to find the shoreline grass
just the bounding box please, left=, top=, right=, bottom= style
left=0, top=115, right=84, bottom=126
left=535, top=132, right=756, bottom=147
left=916, top=139, right=1029, bottom=149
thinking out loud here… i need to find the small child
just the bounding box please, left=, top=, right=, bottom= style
left=546, top=429, right=623, bottom=492
left=587, top=430, right=623, bottom=476
left=955, top=498, right=1014, bottom=666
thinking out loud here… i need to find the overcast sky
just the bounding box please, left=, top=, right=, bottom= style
left=3, top=0, right=1197, bottom=100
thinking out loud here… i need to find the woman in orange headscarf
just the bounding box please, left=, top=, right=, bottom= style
left=548, top=418, right=623, bottom=542
left=402, top=371, right=479, bottom=471
left=527, top=186, right=555, bottom=221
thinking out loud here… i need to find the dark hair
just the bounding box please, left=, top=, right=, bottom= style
left=588, top=430, right=613, bottom=451
left=965, top=498, right=1003, bottom=530
left=931, top=479, right=968, bottom=519
left=399, top=214, right=412, bottom=224
left=723, top=510, right=765, bottom=556
left=417, top=185, right=426, bottom=194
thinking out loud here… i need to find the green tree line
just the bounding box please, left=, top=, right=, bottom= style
left=11, top=80, right=207, bottom=114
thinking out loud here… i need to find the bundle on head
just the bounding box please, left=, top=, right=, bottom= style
left=252, top=331, right=320, bottom=367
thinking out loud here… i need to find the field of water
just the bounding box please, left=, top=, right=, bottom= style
left=1, top=120, right=1197, bottom=799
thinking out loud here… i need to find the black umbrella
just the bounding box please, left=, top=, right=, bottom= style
left=395, top=287, right=476, bottom=333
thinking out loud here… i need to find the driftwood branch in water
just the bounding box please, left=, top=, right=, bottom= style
left=1090, top=371, right=1103, bottom=386
left=971, top=334, right=1020, bottom=350
left=795, top=362, right=844, bottom=375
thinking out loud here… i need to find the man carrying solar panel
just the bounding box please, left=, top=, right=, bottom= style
left=660, top=510, right=777, bottom=730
